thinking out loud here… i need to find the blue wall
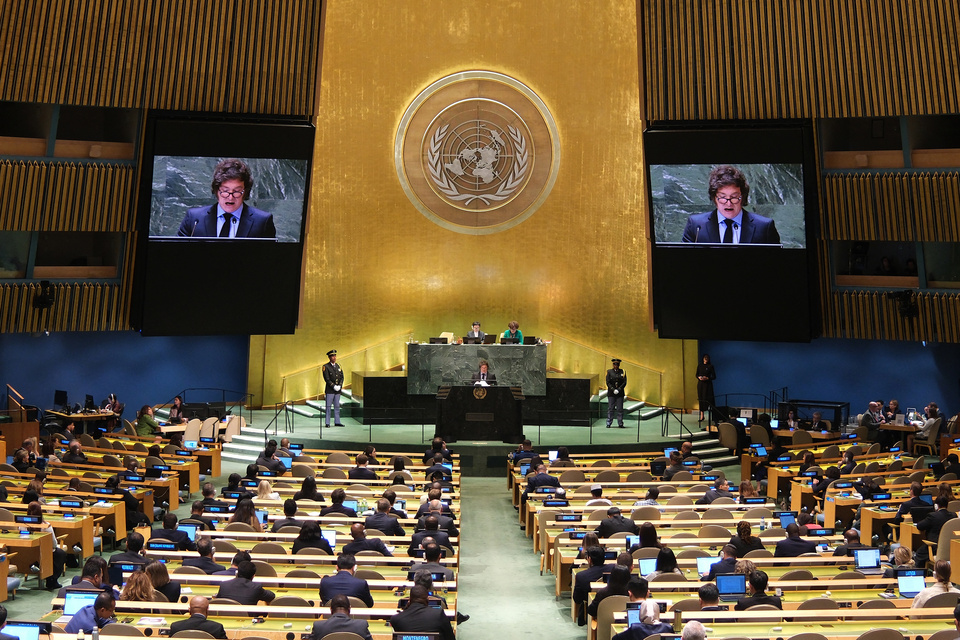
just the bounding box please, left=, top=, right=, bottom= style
left=701, top=337, right=960, bottom=419
left=0, top=331, right=249, bottom=418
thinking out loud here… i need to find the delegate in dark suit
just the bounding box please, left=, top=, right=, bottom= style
left=177, top=203, right=276, bottom=238
left=595, top=514, right=639, bottom=538
left=774, top=536, right=817, bottom=557
left=365, top=512, right=404, bottom=536
left=342, top=538, right=392, bottom=557
left=408, top=529, right=451, bottom=554
left=215, top=576, right=275, bottom=605
left=469, top=370, right=497, bottom=385
left=310, top=612, right=372, bottom=640
left=151, top=527, right=196, bottom=552
left=681, top=210, right=781, bottom=244
left=320, top=571, right=374, bottom=608
left=704, top=556, right=737, bottom=581
left=417, top=514, right=459, bottom=537
left=183, top=556, right=225, bottom=575
left=735, top=592, right=783, bottom=610
left=169, top=614, right=227, bottom=639
left=390, top=603, right=455, bottom=640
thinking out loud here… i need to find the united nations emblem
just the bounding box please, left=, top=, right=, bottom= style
left=396, top=71, right=560, bottom=234
left=473, top=387, right=487, bottom=400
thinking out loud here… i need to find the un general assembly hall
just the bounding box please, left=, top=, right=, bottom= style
left=2, top=2, right=960, bottom=640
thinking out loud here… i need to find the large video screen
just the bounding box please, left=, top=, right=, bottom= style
left=645, top=122, right=819, bottom=342
left=131, top=115, right=314, bottom=336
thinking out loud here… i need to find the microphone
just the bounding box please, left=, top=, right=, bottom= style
left=694, top=225, right=700, bottom=243
left=190, top=220, right=199, bottom=237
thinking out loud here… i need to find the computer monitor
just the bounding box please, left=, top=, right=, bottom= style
left=897, top=574, right=926, bottom=598
left=776, top=511, right=797, bottom=528
left=854, top=547, right=881, bottom=570
left=63, top=591, right=99, bottom=615
left=752, top=445, right=767, bottom=457
left=54, top=390, right=68, bottom=408
left=500, top=337, right=520, bottom=344
left=84, top=394, right=96, bottom=410
left=481, top=334, right=498, bottom=344
left=522, top=336, right=538, bottom=345
left=184, top=440, right=198, bottom=449
left=650, top=460, right=667, bottom=476
left=919, top=494, right=934, bottom=506
left=428, top=337, right=448, bottom=344
left=462, top=337, right=481, bottom=344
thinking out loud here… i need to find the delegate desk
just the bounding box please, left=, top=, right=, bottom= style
left=102, top=433, right=222, bottom=477
left=46, top=410, right=114, bottom=434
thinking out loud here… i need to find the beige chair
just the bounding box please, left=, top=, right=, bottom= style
left=665, top=494, right=692, bottom=506
left=591, top=459, right=612, bottom=467
left=717, top=422, right=739, bottom=452
left=914, top=418, right=941, bottom=456
left=697, top=524, right=730, bottom=538
left=796, top=597, right=839, bottom=621
left=712, top=496, right=736, bottom=505
left=212, top=540, right=238, bottom=553
left=252, top=542, right=287, bottom=555
left=676, top=548, right=710, bottom=559
left=857, top=598, right=895, bottom=609
left=354, top=569, right=383, bottom=581
left=557, top=469, right=585, bottom=484
left=632, top=547, right=661, bottom=559
left=791, top=430, right=813, bottom=445
left=743, top=603, right=782, bottom=623
left=787, top=634, right=830, bottom=640
left=286, top=568, right=320, bottom=579
left=593, top=469, right=620, bottom=483
left=743, top=548, right=773, bottom=558
left=821, top=444, right=840, bottom=459
left=750, top=427, right=771, bottom=447
left=292, top=464, right=315, bottom=478
left=631, top=506, right=661, bottom=521
left=172, top=631, right=216, bottom=639
left=80, top=433, right=97, bottom=447
left=742, top=507, right=772, bottom=519
left=224, top=522, right=256, bottom=533
left=672, top=510, right=700, bottom=521
left=669, top=598, right=703, bottom=611
left=593, top=594, right=629, bottom=640
left=702, top=507, right=733, bottom=520
left=98, top=436, right=112, bottom=448
left=173, top=565, right=207, bottom=575
left=105, top=625, right=145, bottom=636
left=626, top=471, right=652, bottom=482
left=199, top=417, right=218, bottom=439
left=252, top=560, right=277, bottom=576
left=314, top=634, right=365, bottom=640
left=854, top=629, right=904, bottom=640
left=326, top=452, right=351, bottom=464
left=671, top=470, right=693, bottom=481
left=296, top=546, right=331, bottom=556
left=270, top=594, right=311, bottom=616
left=887, top=458, right=904, bottom=472
left=656, top=483, right=677, bottom=494
left=209, top=597, right=242, bottom=605
left=389, top=455, right=413, bottom=466
left=322, top=467, right=347, bottom=479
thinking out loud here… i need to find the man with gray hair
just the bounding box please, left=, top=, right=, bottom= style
left=682, top=620, right=706, bottom=640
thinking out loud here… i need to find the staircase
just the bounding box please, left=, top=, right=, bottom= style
left=684, top=429, right=739, bottom=469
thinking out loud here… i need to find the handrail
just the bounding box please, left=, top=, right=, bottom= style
left=262, top=402, right=290, bottom=444
left=659, top=405, right=694, bottom=439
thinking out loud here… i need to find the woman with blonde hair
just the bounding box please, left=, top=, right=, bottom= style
left=735, top=558, right=756, bottom=575
left=254, top=479, right=280, bottom=502
left=882, top=546, right=915, bottom=578
left=120, top=570, right=155, bottom=602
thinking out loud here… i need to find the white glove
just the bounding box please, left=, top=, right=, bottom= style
left=334, top=385, right=341, bottom=392
left=613, top=390, right=619, bottom=395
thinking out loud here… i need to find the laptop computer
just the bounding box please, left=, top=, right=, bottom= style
left=481, top=334, right=498, bottom=344
left=775, top=511, right=797, bottom=528
left=650, top=460, right=667, bottom=476
left=697, top=556, right=721, bottom=575
left=343, top=499, right=359, bottom=512
left=897, top=573, right=926, bottom=598
left=462, top=337, right=481, bottom=344
left=624, top=535, right=639, bottom=550
left=278, top=456, right=293, bottom=469
left=852, top=547, right=883, bottom=574
left=1, top=623, right=47, bottom=640
left=716, top=573, right=747, bottom=601
left=61, top=590, right=99, bottom=616
left=320, top=529, right=337, bottom=550
left=548, top=450, right=558, bottom=462
left=637, top=557, right=657, bottom=575
left=177, top=523, right=198, bottom=542
left=752, top=445, right=767, bottom=457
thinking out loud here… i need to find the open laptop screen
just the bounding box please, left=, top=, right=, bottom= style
left=854, top=547, right=881, bottom=569
left=177, top=523, right=198, bottom=542
left=637, top=557, right=657, bottom=575
left=63, top=591, right=99, bottom=615
left=321, top=529, right=337, bottom=550
left=716, top=573, right=746, bottom=598
left=1, top=624, right=41, bottom=640
left=898, top=574, right=926, bottom=597
left=697, top=556, right=721, bottom=575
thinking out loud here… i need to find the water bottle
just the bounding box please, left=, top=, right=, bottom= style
left=92, top=626, right=99, bottom=640
left=759, top=516, right=766, bottom=531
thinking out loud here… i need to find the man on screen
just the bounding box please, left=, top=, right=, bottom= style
left=177, top=158, right=276, bottom=239
left=681, top=165, right=780, bottom=245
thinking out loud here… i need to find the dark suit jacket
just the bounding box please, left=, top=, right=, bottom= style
left=705, top=556, right=737, bottom=580
left=342, top=538, right=392, bottom=557
left=681, top=210, right=781, bottom=244
left=408, top=529, right=451, bottom=554
left=423, top=463, right=452, bottom=480
left=348, top=467, right=378, bottom=481
left=422, top=448, right=453, bottom=464
left=917, top=509, right=957, bottom=541
left=365, top=512, right=404, bottom=536
left=320, top=504, right=358, bottom=518
left=151, top=527, right=197, bottom=551
left=169, top=614, right=227, bottom=639
left=271, top=517, right=302, bottom=532
left=470, top=371, right=497, bottom=385
left=108, top=550, right=146, bottom=565
left=310, top=612, right=372, bottom=640
left=596, top=516, right=639, bottom=538
left=526, top=472, right=561, bottom=493
left=774, top=536, right=818, bottom=557
left=417, top=514, right=458, bottom=537
left=183, top=556, right=225, bottom=575
left=728, top=534, right=764, bottom=557
left=215, top=576, right=275, bottom=605
left=320, top=571, right=374, bottom=607
left=390, top=602, right=455, bottom=640
left=735, top=592, right=783, bottom=610
left=177, top=203, right=276, bottom=238
left=833, top=541, right=870, bottom=556
left=894, top=496, right=929, bottom=524
left=417, top=560, right=455, bottom=582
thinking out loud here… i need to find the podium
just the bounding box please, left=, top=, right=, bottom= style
left=436, top=385, right=524, bottom=444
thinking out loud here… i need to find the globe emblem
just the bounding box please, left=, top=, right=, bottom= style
left=395, top=71, right=560, bottom=234
left=427, top=115, right=529, bottom=209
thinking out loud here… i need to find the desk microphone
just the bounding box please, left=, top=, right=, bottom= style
left=694, top=226, right=700, bottom=243
left=190, top=220, right=199, bottom=236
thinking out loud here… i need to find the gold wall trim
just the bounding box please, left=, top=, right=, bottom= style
left=0, top=282, right=126, bottom=333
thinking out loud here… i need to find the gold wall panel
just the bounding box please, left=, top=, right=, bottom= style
left=248, top=0, right=700, bottom=410
left=639, top=0, right=960, bottom=120
left=0, top=0, right=321, bottom=113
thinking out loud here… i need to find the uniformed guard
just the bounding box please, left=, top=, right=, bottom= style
left=323, top=349, right=345, bottom=427
left=606, top=358, right=627, bottom=428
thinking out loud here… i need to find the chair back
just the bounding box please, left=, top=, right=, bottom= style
left=224, top=522, right=256, bottom=533
left=821, top=444, right=840, bottom=459
left=252, top=560, right=277, bottom=576
left=698, top=524, right=731, bottom=539
left=626, top=471, right=652, bottom=482
left=665, top=495, right=692, bottom=506
left=269, top=595, right=310, bottom=616
left=750, top=428, right=771, bottom=447
left=673, top=510, right=700, bottom=521
left=632, top=547, right=660, bottom=559
left=173, top=565, right=207, bottom=575
left=291, top=464, right=315, bottom=478
left=855, top=629, right=904, bottom=640
left=212, top=540, right=238, bottom=553
left=322, top=467, right=347, bottom=479
left=252, top=542, right=287, bottom=555
left=172, top=631, right=216, bottom=639
left=717, top=422, right=738, bottom=451
left=594, top=594, right=629, bottom=640
left=80, top=434, right=97, bottom=447
left=183, top=419, right=202, bottom=442
left=591, top=459, right=612, bottom=467
left=106, top=624, right=146, bottom=636
left=631, top=506, right=661, bottom=521
left=791, top=430, right=813, bottom=445
left=702, top=507, right=733, bottom=520
left=593, top=469, right=620, bottom=483
left=199, top=417, right=218, bottom=439
left=312, top=634, right=364, bottom=640
left=326, top=452, right=351, bottom=464
left=671, top=470, right=693, bottom=481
